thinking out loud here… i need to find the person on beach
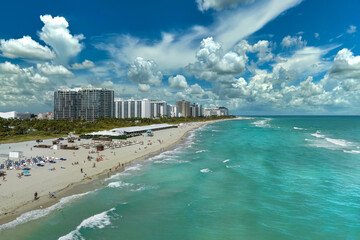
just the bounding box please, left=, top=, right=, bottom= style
left=52, top=192, right=56, bottom=198
left=81, top=168, right=83, bottom=173
left=34, top=192, right=38, bottom=200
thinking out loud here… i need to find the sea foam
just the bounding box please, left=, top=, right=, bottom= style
left=154, top=159, right=189, bottom=164
left=311, top=131, right=326, bottom=138
left=58, top=208, right=115, bottom=240
left=200, top=168, right=211, bottom=173
left=251, top=119, right=272, bottom=128
left=107, top=181, right=133, bottom=188
left=196, top=150, right=208, bottom=153
left=343, top=150, right=360, bottom=154
left=307, top=131, right=357, bottom=151
left=325, top=138, right=353, bottom=147
left=0, top=191, right=93, bottom=231
left=130, top=184, right=158, bottom=192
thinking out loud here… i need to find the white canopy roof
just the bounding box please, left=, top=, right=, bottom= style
left=87, top=124, right=175, bottom=136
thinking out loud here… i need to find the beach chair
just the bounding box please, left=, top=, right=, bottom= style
left=0, top=164, right=4, bottom=170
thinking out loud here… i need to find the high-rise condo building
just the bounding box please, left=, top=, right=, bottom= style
left=114, top=99, right=167, bottom=118
left=167, top=104, right=177, bottom=118
left=190, top=103, right=202, bottom=117
left=175, top=100, right=190, bottom=117
left=54, top=88, right=114, bottom=121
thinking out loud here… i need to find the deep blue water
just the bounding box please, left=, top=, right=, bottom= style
left=1, top=117, right=360, bottom=240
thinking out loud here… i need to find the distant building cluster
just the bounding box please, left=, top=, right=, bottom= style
left=0, top=88, right=229, bottom=121
left=53, top=88, right=228, bottom=121
left=203, top=105, right=229, bottom=116
left=0, top=111, right=31, bottom=120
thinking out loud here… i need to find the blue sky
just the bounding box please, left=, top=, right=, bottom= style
left=0, top=0, right=359, bottom=115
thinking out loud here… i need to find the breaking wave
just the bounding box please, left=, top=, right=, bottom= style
left=58, top=208, right=116, bottom=240
left=196, top=150, right=208, bottom=153
left=0, top=191, right=93, bottom=231
left=200, top=168, right=211, bottom=173
left=343, top=150, right=360, bottom=154
left=307, top=131, right=357, bottom=151
left=251, top=119, right=272, bottom=128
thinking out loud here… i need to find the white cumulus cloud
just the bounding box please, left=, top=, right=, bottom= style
left=39, top=15, right=84, bottom=64
left=330, top=48, right=360, bottom=78
left=0, top=36, right=55, bottom=60
left=127, top=57, right=163, bottom=91
left=187, top=37, right=247, bottom=81
left=281, top=35, right=307, bottom=48
left=70, top=60, right=95, bottom=69
left=168, top=75, right=189, bottom=89
left=37, top=62, right=73, bottom=77
left=0, top=61, right=21, bottom=74
left=138, top=83, right=151, bottom=92
left=186, top=83, right=204, bottom=95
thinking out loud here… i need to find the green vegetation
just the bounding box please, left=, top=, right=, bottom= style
left=0, top=115, right=235, bottom=143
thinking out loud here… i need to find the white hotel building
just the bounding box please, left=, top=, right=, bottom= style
left=115, top=99, right=176, bottom=119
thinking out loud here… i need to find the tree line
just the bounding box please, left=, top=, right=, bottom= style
left=0, top=115, right=235, bottom=140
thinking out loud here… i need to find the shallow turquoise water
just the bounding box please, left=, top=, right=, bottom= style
left=1, top=117, right=360, bottom=240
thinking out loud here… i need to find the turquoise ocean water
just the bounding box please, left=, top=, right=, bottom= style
left=1, top=117, right=360, bottom=240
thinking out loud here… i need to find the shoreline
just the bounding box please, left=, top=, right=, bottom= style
left=0, top=117, right=250, bottom=228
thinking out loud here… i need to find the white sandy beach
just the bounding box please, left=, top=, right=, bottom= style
left=0, top=118, right=249, bottom=225
left=0, top=121, right=212, bottom=224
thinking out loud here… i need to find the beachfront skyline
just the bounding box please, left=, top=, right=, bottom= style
left=0, top=0, right=359, bottom=115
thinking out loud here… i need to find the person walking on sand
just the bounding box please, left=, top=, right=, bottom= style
left=34, top=192, right=38, bottom=200
left=81, top=168, right=83, bottom=173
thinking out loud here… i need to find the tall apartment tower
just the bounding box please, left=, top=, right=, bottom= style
left=167, top=104, right=177, bottom=117
left=150, top=100, right=167, bottom=118
left=190, top=103, right=202, bottom=117
left=54, top=88, right=114, bottom=121
left=114, top=99, right=167, bottom=118
left=175, top=100, right=190, bottom=117
left=115, top=99, right=143, bottom=118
